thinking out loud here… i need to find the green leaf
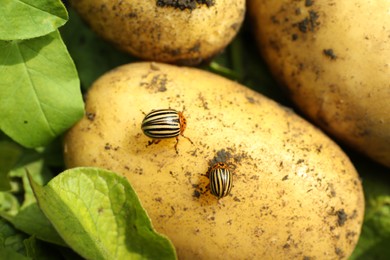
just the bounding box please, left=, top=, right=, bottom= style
left=0, top=140, right=23, bottom=191
left=11, top=204, right=66, bottom=247
left=29, top=167, right=177, bottom=260
left=60, top=9, right=134, bottom=90
left=350, top=157, right=390, bottom=260
left=0, top=152, right=66, bottom=246
left=1, top=197, right=66, bottom=247
left=9, top=149, right=53, bottom=205
left=24, top=236, right=64, bottom=260
left=0, top=192, right=20, bottom=216
left=0, top=247, right=31, bottom=260
left=0, top=0, right=68, bottom=40
left=38, top=137, right=66, bottom=168
left=0, top=217, right=28, bottom=255
left=350, top=185, right=390, bottom=259
left=0, top=30, right=84, bottom=148
left=56, top=247, right=84, bottom=260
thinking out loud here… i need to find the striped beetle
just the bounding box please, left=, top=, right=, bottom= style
left=208, top=162, right=233, bottom=199
left=141, top=108, right=193, bottom=153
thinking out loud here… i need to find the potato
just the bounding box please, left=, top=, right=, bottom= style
left=64, top=62, right=364, bottom=259
left=248, top=0, right=390, bottom=167
left=70, top=0, right=245, bottom=65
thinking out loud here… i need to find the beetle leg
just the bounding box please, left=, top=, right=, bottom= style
left=174, top=136, right=180, bottom=154
left=146, top=139, right=161, bottom=147
left=181, top=133, right=194, bottom=144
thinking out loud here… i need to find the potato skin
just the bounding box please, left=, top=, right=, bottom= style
left=248, top=0, right=390, bottom=167
left=64, top=62, right=364, bottom=259
left=70, top=0, right=245, bottom=65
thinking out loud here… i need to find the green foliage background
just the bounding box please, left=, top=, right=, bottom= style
left=0, top=1, right=389, bottom=259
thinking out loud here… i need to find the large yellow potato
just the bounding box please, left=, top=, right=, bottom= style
left=248, top=0, right=390, bottom=167
left=64, top=62, right=364, bottom=259
left=70, top=0, right=245, bottom=65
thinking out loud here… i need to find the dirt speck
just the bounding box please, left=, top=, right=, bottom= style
left=335, top=247, right=345, bottom=258
left=127, top=12, right=137, bottom=18
left=296, top=159, right=305, bottom=164
left=156, top=0, right=215, bottom=10
left=346, top=231, right=357, bottom=240
left=246, top=96, right=256, bottom=103
left=86, top=112, right=96, bottom=121
left=337, top=209, right=348, bottom=226
left=292, top=33, right=298, bottom=41
left=327, top=183, right=336, bottom=197
left=193, top=189, right=201, bottom=198
left=305, top=0, right=314, bottom=7
left=188, top=42, right=201, bottom=52
left=296, top=10, right=319, bottom=33
left=140, top=73, right=168, bottom=93
left=198, top=93, right=209, bottom=110
left=209, top=149, right=233, bottom=166
left=323, top=49, right=337, bottom=60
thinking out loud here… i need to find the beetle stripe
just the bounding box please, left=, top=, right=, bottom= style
left=143, top=118, right=179, bottom=127
left=143, top=129, right=180, bottom=138
left=142, top=109, right=181, bottom=139
left=209, top=167, right=232, bottom=198
left=143, top=109, right=178, bottom=120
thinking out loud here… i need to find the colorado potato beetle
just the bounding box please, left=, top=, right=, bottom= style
left=208, top=162, right=233, bottom=198
left=141, top=108, right=193, bottom=153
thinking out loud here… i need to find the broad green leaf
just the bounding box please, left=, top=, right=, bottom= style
left=60, top=9, right=134, bottom=90
left=0, top=0, right=68, bottom=40
left=1, top=153, right=66, bottom=246
left=0, top=217, right=27, bottom=255
left=0, top=247, right=31, bottom=260
left=0, top=30, right=84, bottom=148
left=38, top=137, right=66, bottom=168
left=9, top=204, right=66, bottom=247
left=0, top=192, right=20, bottom=216
left=29, top=167, right=177, bottom=260
left=350, top=182, right=390, bottom=259
left=9, top=149, right=53, bottom=205
left=24, top=236, right=64, bottom=259
left=1, top=199, right=66, bottom=247
left=1, top=200, right=66, bottom=247
left=350, top=157, right=390, bottom=260
left=0, top=247, right=32, bottom=260
left=0, top=140, right=23, bottom=191
left=57, top=247, right=84, bottom=260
